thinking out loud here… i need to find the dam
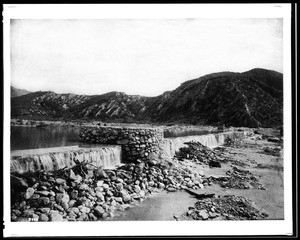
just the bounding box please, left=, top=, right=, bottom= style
left=10, top=126, right=246, bottom=174
left=10, top=145, right=122, bottom=174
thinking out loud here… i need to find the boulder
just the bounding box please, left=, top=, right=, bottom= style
left=24, top=188, right=35, bottom=199
left=39, top=214, right=49, bottom=222
left=198, top=210, right=209, bottom=220
left=38, top=197, right=50, bottom=207
left=49, top=213, right=63, bottom=222
left=55, top=178, right=66, bottom=185
left=94, top=206, right=105, bottom=218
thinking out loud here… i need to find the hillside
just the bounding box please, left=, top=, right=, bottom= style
left=11, top=68, right=283, bottom=127
left=11, top=86, right=31, bottom=97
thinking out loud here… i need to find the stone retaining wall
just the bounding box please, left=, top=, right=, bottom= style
left=79, top=126, right=164, bottom=163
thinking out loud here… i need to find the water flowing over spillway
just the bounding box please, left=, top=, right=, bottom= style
left=162, top=133, right=226, bottom=158
left=11, top=146, right=122, bottom=174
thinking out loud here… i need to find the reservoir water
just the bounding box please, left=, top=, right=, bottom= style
left=11, top=126, right=81, bottom=150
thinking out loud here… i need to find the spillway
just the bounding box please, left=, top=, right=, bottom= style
left=10, top=145, right=122, bottom=174
left=162, top=131, right=243, bottom=159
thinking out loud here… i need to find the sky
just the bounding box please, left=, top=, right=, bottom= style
left=10, top=18, right=283, bottom=97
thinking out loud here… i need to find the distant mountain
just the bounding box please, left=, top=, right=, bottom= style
left=11, top=68, right=283, bottom=127
left=11, top=86, right=31, bottom=97
left=148, top=68, right=283, bottom=127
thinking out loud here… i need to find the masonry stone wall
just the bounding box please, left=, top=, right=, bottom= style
left=79, top=126, right=164, bottom=163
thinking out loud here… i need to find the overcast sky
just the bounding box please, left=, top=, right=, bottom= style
left=10, top=18, right=283, bottom=97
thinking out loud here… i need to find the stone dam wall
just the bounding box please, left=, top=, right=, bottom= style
left=79, top=126, right=165, bottom=163
left=11, top=146, right=121, bottom=174
left=79, top=126, right=249, bottom=162
left=11, top=127, right=249, bottom=174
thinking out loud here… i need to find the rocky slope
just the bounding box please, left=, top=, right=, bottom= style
left=11, top=68, right=283, bottom=127
left=11, top=86, right=31, bottom=97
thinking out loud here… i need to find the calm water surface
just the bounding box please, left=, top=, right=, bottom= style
left=11, top=126, right=81, bottom=150
left=11, top=126, right=224, bottom=151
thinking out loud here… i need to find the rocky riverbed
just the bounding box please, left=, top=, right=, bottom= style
left=11, top=154, right=210, bottom=222
left=10, top=128, right=283, bottom=222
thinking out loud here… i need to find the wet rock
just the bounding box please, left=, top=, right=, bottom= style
left=96, top=180, right=104, bottom=187
left=149, top=160, right=158, bottom=166
left=102, top=184, right=110, bottom=191
left=115, top=183, right=123, bottom=191
left=54, top=204, right=64, bottom=212
left=56, top=193, right=70, bottom=205
left=49, top=191, right=56, bottom=197
left=61, top=202, right=69, bottom=211
left=198, top=210, right=209, bottom=220
left=70, top=207, right=80, bottom=215
left=38, top=185, right=48, bottom=191
left=79, top=184, right=90, bottom=191
left=96, top=191, right=105, bottom=201
left=68, top=211, right=77, bottom=219
left=167, top=187, right=176, bottom=192
left=95, top=169, right=108, bottom=179
left=55, top=178, right=66, bottom=185
left=85, top=170, right=94, bottom=179
left=70, top=190, right=79, bottom=199
left=186, top=180, right=194, bottom=188
left=79, top=205, right=91, bottom=214
left=114, top=197, right=123, bottom=203
left=116, top=178, right=124, bottom=184
left=68, top=200, right=76, bottom=208
left=36, top=190, right=50, bottom=196
left=12, top=209, right=22, bottom=217
left=148, top=180, right=155, bottom=187
left=139, top=190, right=145, bottom=197
left=31, top=194, right=40, bottom=200
left=131, top=193, right=141, bottom=200
left=49, top=213, right=63, bottom=222
left=77, top=213, right=89, bottom=221
left=39, top=214, right=49, bottom=222
left=94, top=206, right=105, bottom=218
left=208, top=212, right=219, bottom=218
left=24, top=188, right=35, bottom=199
left=88, top=213, right=97, bottom=221
left=134, top=185, right=141, bottom=193
left=106, top=191, right=113, bottom=197
left=39, top=207, right=51, bottom=215
left=39, top=197, right=50, bottom=207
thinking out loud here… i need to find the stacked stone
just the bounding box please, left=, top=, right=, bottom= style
left=11, top=159, right=206, bottom=222
left=79, top=126, right=164, bottom=163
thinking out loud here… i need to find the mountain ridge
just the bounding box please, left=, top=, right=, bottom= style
left=11, top=68, right=283, bottom=127
left=11, top=86, right=32, bottom=97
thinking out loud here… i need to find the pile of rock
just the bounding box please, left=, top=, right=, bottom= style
left=208, top=166, right=266, bottom=190
left=11, top=159, right=206, bottom=222
left=175, top=141, right=226, bottom=167
left=262, top=147, right=281, bottom=157
left=185, top=194, right=268, bottom=220
left=223, top=136, right=242, bottom=148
